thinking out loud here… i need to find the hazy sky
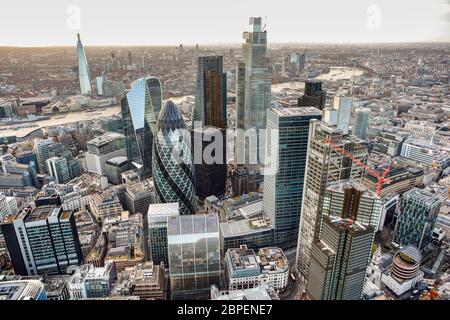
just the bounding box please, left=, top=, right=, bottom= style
left=1, top=0, right=449, bottom=46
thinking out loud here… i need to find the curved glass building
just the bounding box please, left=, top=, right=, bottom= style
left=76, top=33, right=92, bottom=95
left=152, top=100, right=196, bottom=215
left=121, top=77, right=162, bottom=178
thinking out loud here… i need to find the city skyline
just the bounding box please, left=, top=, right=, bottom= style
left=0, top=0, right=449, bottom=47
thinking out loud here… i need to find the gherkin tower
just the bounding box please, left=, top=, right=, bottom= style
left=152, top=100, right=196, bottom=215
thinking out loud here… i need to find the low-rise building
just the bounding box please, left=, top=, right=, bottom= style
left=89, top=191, right=123, bottom=222
left=225, top=245, right=289, bottom=292
left=67, top=261, right=116, bottom=299
left=112, top=261, right=166, bottom=300
left=210, top=284, right=279, bottom=300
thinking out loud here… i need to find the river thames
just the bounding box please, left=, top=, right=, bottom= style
left=4, top=67, right=361, bottom=134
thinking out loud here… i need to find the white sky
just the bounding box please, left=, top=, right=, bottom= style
left=0, top=0, right=449, bottom=46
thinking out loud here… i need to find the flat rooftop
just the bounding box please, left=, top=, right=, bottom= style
left=228, top=247, right=259, bottom=271
left=258, top=247, right=288, bottom=273
left=212, top=285, right=279, bottom=300
left=87, top=132, right=124, bottom=147
left=220, top=217, right=273, bottom=238
left=17, top=205, right=61, bottom=223
left=270, top=107, right=322, bottom=117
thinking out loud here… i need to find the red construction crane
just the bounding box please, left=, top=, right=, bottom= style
left=324, top=139, right=391, bottom=196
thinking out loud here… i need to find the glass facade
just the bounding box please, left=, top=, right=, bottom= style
left=296, top=123, right=368, bottom=280
left=76, top=33, right=92, bottom=95
left=393, top=188, right=441, bottom=250
left=167, top=214, right=220, bottom=300
left=306, top=183, right=378, bottom=300
left=263, top=108, right=322, bottom=249
left=236, top=17, right=272, bottom=169
left=152, top=101, right=196, bottom=215
left=121, top=77, right=162, bottom=178
left=194, top=56, right=227, bottom=129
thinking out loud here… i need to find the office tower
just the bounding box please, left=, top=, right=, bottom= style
left=76, top=33, right=93, bottom=96
left=298, top=80, right=326, bottom=110
left=121, top=77, right=162, bottom=178
left=353, top=108, right=371, bottom=140
left=0, top=280, right=47, bottom=300
left=263, top=107, right=322, bottom=249
left=194, top=56, right=227, bottom=129
left=220, top=216, right=274, bottom=254
left=296, top=121, right=368, bottom=280
left=34, top=138, right=56, bottom=174
left=236, top=61, right=246, bottom=133
left=167, top=214, right=220, bottom=300
left=306, top=182, right=380, bottom=300
left=323, top=96, right=352, bottom=135
left=231, top=167, right=249, bottom=197
left=289, top=52, right=305, bottom=76
left=152, top=101, right=196, bottom=215
left=85, top=132, right=126, bottom=176
left=147, top=203, right=179, bottom=267
left=0, top=193, right=18, bottom=221
left=124, top=181, right=153, bottom=215
left=96, top=76, right=104, bottom=95
left=128, top=51, right=133, bottom=66
left=46, top=156, right=71, bottom=184
left=393, top=188, right=441, bottom=250
left=236, top=17, right=272, bottom=176
left=0, top=195, right=83, bottom=276
left=191, top=126, right=227, bottom=201
left=104, top=157, right=130, bottom=185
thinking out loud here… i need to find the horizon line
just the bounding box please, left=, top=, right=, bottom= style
left=1, top=40, right=449, bottom=49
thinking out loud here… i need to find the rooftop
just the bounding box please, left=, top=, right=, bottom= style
left=227, top=246, right=259, bottom=271
left=270, top=106, right=322, bottom=117
left=87, top=132, right=124, bottom=147
left=220, top=217, right=273, bottom=238
left=211, top=284, right=279, bottom=300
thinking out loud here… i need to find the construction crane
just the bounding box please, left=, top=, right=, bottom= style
left=324, top=139, right=391, bottom=196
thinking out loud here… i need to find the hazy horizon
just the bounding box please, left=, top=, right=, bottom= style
left=1, top=0, right=449, bottom=47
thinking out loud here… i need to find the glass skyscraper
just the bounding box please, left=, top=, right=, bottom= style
left=152, top=100, right=196, bottom=215
left=296, top=122, right=368, bottom=281
left=263, top=107, right=322, bottom=250
left=393, top=188, right=441, bottom=250
left=193, top=56, right=227, bottom=129
left=167, top=214, right=220, bottom=300
left=236, top=17, right=272, bottom=177
left=121, top=77, right=162, bottom=178
left=306, top=182, right=380, bottom=300
left=76, top=33, right=92, bottom=96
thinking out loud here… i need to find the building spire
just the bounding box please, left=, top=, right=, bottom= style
left=77, top=33, right=81, bottom=42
